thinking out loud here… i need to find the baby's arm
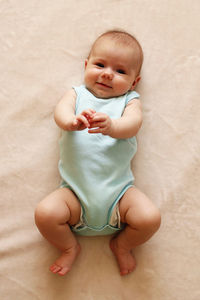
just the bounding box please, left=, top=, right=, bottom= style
left=88, top=99, right=142, bottom=139
left=54, top=89, right=95, bottom=131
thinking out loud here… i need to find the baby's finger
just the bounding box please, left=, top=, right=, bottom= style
left=88, top=127, right=102, bottom=134
left=88, top=121, right=106, bottom=129
left=89, top=108, right=96, bottom=114
left=82, top=109, right=96, bottom=119
left=76, top=114, right=89, bottom=127
left=92, top=114, right=107, bottom=122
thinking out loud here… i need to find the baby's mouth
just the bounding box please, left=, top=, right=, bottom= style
left=96, top=82, right=112, bottom=89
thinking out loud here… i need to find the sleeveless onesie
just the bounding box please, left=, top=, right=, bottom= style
left=58, top=85, right=139, bottom=236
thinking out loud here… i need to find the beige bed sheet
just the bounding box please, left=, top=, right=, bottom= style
left=0, top=0, right=200, bottom=299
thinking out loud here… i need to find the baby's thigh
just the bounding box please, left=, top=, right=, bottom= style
left=119, top=187, right=161, bottom=228
left=35, top=188, right=81, bottom=225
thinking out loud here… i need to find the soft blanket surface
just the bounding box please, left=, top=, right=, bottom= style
left=0, top=1, right=200, bottom=299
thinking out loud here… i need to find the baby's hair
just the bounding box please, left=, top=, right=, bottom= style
left=89, top=29, right=143, bottom=75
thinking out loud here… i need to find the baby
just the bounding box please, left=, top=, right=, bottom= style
left=35, top=30, right=161, bottom=276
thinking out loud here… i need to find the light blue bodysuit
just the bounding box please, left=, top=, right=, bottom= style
left=58, top=85, right=139, bottom=236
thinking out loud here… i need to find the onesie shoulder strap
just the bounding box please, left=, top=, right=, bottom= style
left=125, top=90, right=140, bottom=105
left=72, top=85, right=85, bottom=112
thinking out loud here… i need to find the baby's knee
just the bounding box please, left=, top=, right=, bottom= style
left=128, top=206, right=161, bottom=234
left=34, top=202, right=52, bottom=226
left=35, top=201, right=69, bottom=227
left=146, top=207, right=161, bottom=233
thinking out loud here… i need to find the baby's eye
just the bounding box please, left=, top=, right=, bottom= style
left=96, top=63, right=104, bottom=68
left=117, top=69, right=126, bottom=74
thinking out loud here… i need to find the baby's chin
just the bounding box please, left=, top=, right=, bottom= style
left=85, top=85, right=123, bottom=99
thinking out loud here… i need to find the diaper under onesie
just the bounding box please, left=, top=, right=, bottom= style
left=58, top=85, right=139, bottom=236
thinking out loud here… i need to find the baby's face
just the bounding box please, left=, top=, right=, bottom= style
left=84, top=37, right=140, bottom=99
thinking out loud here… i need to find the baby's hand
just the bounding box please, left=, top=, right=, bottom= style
left=71, top=109, right=96, bottom=131
left=88, top=112, right=113, bottom=136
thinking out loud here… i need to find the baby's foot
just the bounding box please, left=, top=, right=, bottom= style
left=50, top=243, right=81, bottom=276
left=110, top=238, right=136, bottom=276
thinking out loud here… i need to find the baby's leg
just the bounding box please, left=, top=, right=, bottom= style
left=35, top=188, right=81, bottom=276
left=110, top=187, right=161, bottom=276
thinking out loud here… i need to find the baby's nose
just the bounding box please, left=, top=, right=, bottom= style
left=101, top=68, right=114, bottom=80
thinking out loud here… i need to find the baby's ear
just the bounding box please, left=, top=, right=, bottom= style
left=130, top=76, right=141, bottom=90
left=85, top=59, right=88, bottom=69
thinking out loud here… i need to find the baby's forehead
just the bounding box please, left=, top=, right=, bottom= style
left=90, top=36, right=135, bottom=57
left=91, top=37, right=140, bottom=67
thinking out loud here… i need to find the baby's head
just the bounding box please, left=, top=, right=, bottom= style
left=84, top=30, right=143, bottom=98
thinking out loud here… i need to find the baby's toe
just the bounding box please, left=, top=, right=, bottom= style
left=120, top=269, right=129, bottom=276
left=50, top=264, right=61, bottom=274
left=58, top=266, right=70, bottom=276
